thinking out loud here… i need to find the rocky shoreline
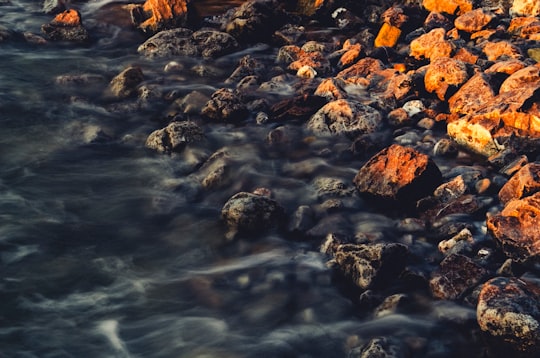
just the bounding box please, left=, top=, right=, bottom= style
left=4, top=0, right=540, bottom=356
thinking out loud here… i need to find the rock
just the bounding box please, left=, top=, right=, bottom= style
left=314, top=78, right=347, bottom=100
left=313, top=177, right=355, bottom=199
left=422, top=0, right=474, bottom=15
left=448, top=73, right=497, bottom=115
left=138, top=0, right=189, bottom=33
left=338, top=43, right=363, bottom=69
left=296, top=0, right=325, bottom=16
left=41, top=9, right=90, bottom=42
left=145, top=121, right=204, bottom=154
left=43, top=0, right=66, bottom=15
left=510, top=0, right=540, bottom=17
left=410, top=28, right=454, bottom=61
left=106, top=66, right=144, bottom=100
left=353, top=144, right=442, bottom=206
left=454, top=8, right=495, bottom=33
left=221, top=191, right=285, bottom=240
left=374, top=22, right=402, bottom=48
left=485, top=59, right=526, bottom=75
left=350, top=336, right=408, bottom=358
left=373, top=293, right=410, bottom=318
left=226, top=55, right=265, bottom=84
left=438, top=227, right=475, bottom=255
left=331, top=7, right=364, bottom=31
left=499, top=163, right=540, bottom=204
left=288, top=205, right=315, bottom=234
left=201, top=88, right=248, bottom=122
left=137, top=28, right=196, bottom=58
left=483, top=41, right=523, bottom=61
left=430, top=254, right=488, bottom=300
left=288, top=51, right=331, bottom=76
left=336, top=57, right=384, bottom=83
left=499, top=65, right=540, bottom=94
left=446, top=115, right=503, bottom=157
left=477, top=277, right=540, bottom=356
left=321, top=235, right=408, bottom=290
left=306, top=99, right=382, bottom=138
left=487, top=191, right=540, bottom=263
left=433, top=175, right=468, bottom=202
left=424, top=57, right=469, bottom=100
left=190, top=29, right=238, bottom=58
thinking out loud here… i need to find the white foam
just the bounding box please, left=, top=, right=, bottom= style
left=97, top=319, right=131, bottom=357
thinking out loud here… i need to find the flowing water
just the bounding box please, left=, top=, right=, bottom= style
left=0, top=1, right=486, bottom=357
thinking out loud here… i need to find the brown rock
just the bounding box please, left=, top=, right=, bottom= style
left=314, top=78, right=347, bottom=100
left=424, top=57, right=470, bottom=100
left=51, top=9, right=81, bottom=26
left=336, top=57, right=384, bottom=83
left=374, top=23, right=401, bottom=48
left=41, top=9, right=89, bottom=42
left=201, top=88, right=248, bottom=122
left=296, top=0, right=324, bottom=16
left=107, top=66, right=144, bottom=99
left=448, top=73, right=497, bottom=115
left=499, top=65, right=540, bottom=94
left=353, top=144, right=443, bottom=205
left=483, top=41, right=523, bottom=61
left=424, top=11, right=453, bottom=32
left=454, top=8, right=495, bottom=33
left=423, top=0, right=474, bottom=15
left=485, top=59, right=526, bottom=75
left=145, top=121, right=204, bottom=153
left=453, top=47, right=479, bottom=64
left=338, top=43, right=363, bottom=68
left=477, top=277, right=540, bottom=356
left=139, top=0, right=188, bottom=32
left=288, top=51, right=331, bottom=75
left=487, top=191, right=540, bottom=262
left=410, top=28, right=454, bottom=61
left=430, top=254, right=488, bottom=300
left=499, top=163, right=540, bottom=204
left=510, top=0, right=540, bottom=17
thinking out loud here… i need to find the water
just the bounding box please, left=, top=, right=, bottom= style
left=0, top=1, right=487, bottom=357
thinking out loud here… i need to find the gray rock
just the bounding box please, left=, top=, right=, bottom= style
left=191, top=29, right=238, bottom=58
left=106, top=66, right=144, bottom=100
left=43, top=0, right=65, bottom=14
left=41, top=23, right=89, bottom=43
left=137, top=28, right=197, bottom=58
left=201, top=88, right=248, bottom=122
left=145, top=121, right=204, bottom=154
left=350, top=336, right=407, bottom=358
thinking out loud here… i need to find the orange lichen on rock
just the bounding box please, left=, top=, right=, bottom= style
left=374, top=22, right=402, bottom=48
left=410, top=28, right=454, bottom=61
left=140, top=0, right=188, bottom=32
left=422, top=0, right=474, bottom=15
left=338, top=43, right=362, bottom=67
left=52, top=9, right=82, bottom=27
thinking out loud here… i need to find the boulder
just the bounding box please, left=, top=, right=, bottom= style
left=106, top=66, right=144, bottom=99
left=321, top=235, right=408, bottom=290
left=477, top=277, right=540, bottom=355
left=499, top=163, right=540, bottom=204
left=190, top=30, right=238, bottom=58
left=410, top=28, right=454, bottom=61
left=145, top=121, right=204, bottom=153
left=306, top=99, right=382, bottom=138
left=41, top=9, right=90, bottom=42
left=483, top=41, right=523, bottom=61
left=510, top=0, right=540, bottom=17
left=221, top=191, right=285, bottom=240
left=424, top=57, right=469, bottom=100
left=499, top=65, right=540, bottom=94
left=430, top=254, right=488, bottom=300
left=138, top=0, right=189, bottom=33
left=201, top=88, right=248, bottom=122
left=446, top=114, right=503, bottom=157
left=353, top=144, right=443, bottom=205
left=448, top=73, right=497, bottom=115
left=454, top=8, right=495, bottom=33
left=422, top=0, right=474, bottom=15
left=487, top=191, right=540, bottom=263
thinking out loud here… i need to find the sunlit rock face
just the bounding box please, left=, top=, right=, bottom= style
left=140, top=0, right=189, bottom=32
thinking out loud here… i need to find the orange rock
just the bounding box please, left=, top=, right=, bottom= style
left=336, top=57, right=384, bottom=83
left=453, top=47, right=478, bottom=64
left=500, top=111, right=540, bottom=135
left=447, top=114, right=503, bottom=157
left=297, top=0, right=325, bottom=16
left=374, top=23, right=401, bottom=48
left=424, top=57, right=469, bottom=100
left=483, top=41, right=523, bottom=61
left=410, top=28, right=454, bottom=61
left=510, top=0, right=540, bottom=17
left=288, top=51, right=331, bottom=75
left=454, top=8, right=495, bottom=33
left=448, top=73, right=497, bottom=115
left=499, top=65, right=540, bottom=94
left=499, top=163, right=540, bottom=204
left=338, top=43, right=362, bottom=68
left=485, top=59, right=526, bottom=75
left=140, top=0, right=188, bottom=32
left=52, top=9, right=82, bottom=27
left=422, top=0, right=474, bottom=15
left=508, top=16, right=540, bottom=36
left=314, top=78, right=347, bottom=100
left=470, top=29, right=498, bottom=41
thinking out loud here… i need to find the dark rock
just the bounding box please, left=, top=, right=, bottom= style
left=145, top=121, right=204, bottom=154
left=288, top=205, right=315, bottom=235
left=106, top=66, right=144, bottom=100
left=201, top=88, right=248, bottom=122
left=487, top=191, right=540, bottom=263
left=221, top=191, right=285, bottom=240
left=43, top=0, right=66, bottom=15
left=137, top=28, right=197, bottom=58
left=430, top=253, right=488, bottom=300
left=477, top=277, right=540, bottom=356
left=190, top=29, right=238, bottom=58
left=136, top=0, right=189, bottom=33
left=350, top=336, right=408, bottom=358
left=499, top=163, right=540, bottom=204
left=226, top=55, right=266, bottom=85
left=41, top=9, right=90, bottom=43
left=353, top=144, right=443, bottom=207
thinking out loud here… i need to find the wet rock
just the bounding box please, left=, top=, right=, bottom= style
left=499, top=163, right=540, bottom=204
left=145, top=121, right=204, bottom=154
left=137, top=0, right=189, bottom=33
left=322, top=235, right=408, bottom=290
left=137, top=28, right=196, bottom=58
left=226, top=55, right=266, bottom=85
left=306, top=99, right=382, bottom=139
left=41, top=9, right=90, bottom=42
left=410, top=28, right=454, bottom=61
left=350, top=336, right=408, bottom=358
left=477, top=277, right=540, bottom=356
left=487, top=191, right=540, bottom=263
left=288, top=51, right=331, bottom=76
left=353, top=144, right=443, bottom=206
left=190, top=30, right=238, bottom=58
left=222, top=0, right=286, bottom=43
left=288, top=205, right=315, bottom=235
left=374, top=5, right=409, bottom=48
left=454, top=8, right=495, bottom=33
left=510, top=0, right=540, bottom=17
left=171, top=90, right=210, bottom=116
left=43, top=0, right=65, bottom=15
left=373, top=293, right=410, bottom=318
left=313, top=177, right=355, bottom=199
left=422, top=0, right=474, bottom=15
left=336, top=57, right=384, bottom=83
left=430, top=254, right=488, bottom=300
left=221, top=191, right=285, bottom=240
left=338, top=43, right=363, bottom=69
left=446, top=114, right=504, bottom=157
left=448, top=73, right=497, bottom=115
left=314, top=78, right=347, bottom=100
left=424, top=57, right=470, bottom=101
left=331, top=7, right=364, bottom=31
left=438, top=227, right=475, bottom=255
left=106, top=66, right=144, bottom=100
left=201, top=88, right=248, bottom=122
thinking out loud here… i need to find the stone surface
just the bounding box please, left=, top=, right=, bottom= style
left=510, top=0, right=540, bottom=17
left=477, top=277, right=540, bottom=355
left=41, top=9, right=89, bottom=42
left=446, top=114, right=503, bottom=157
left=483, top=41, right=523, bottom=61
left=145, top=121, right=204, bottom=154
left=288, top=51, right=331, bottom=76
left=454, top=8, right=495, bottom=33
left=222, top=0, right=285, bottom=42
left=410, top=28, right=454, bottom=61
left=139, top=0, right=188, bottom=32
left=448, top=73, right=497, bottom=115
left=430, top=253, right=488, bottom=300
left=499, top=65, right=540, bottom=94
left=353, top=144, right=442, bottom=205
left=43, top=0, right=65, bottom=15
left=106, top=66, right=144, bottom=99
left=374, top=22, right=401, bottom=48
left=350, top=337, right=407, bottom=358
left=499, top=163, right=540, bottom=204
left=221, top=191, right=285, bottom=239
left=201, top=88, right=248, bottom=122
left=306, top=99, right=382, bottom=139
left=422, top=0, right=474, bottom=15
left=424, top=57, right=469, bottom=100
left=487, top=191, right=540, bottom=263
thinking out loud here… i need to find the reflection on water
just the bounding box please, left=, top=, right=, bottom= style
left=0, top=1, right=487, bottom=357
